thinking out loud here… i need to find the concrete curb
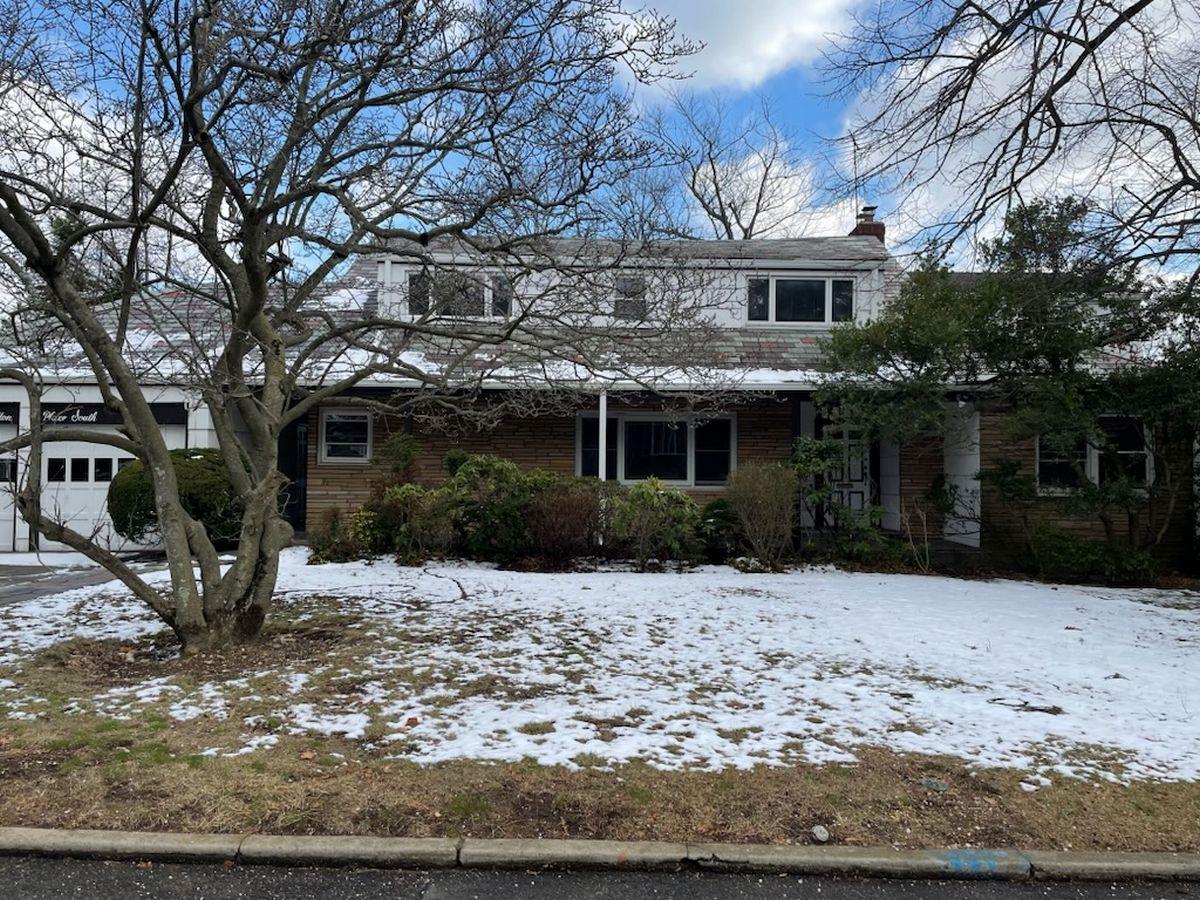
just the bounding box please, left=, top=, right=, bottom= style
left=240, top=834, right=458, bottom=868
left=0, top=828, right=1197, bottom=881
left=687, top=843, right=1034, bottom=879
left=459, top=838, right=688, bottom=870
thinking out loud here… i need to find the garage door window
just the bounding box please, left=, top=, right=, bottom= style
left=70, top=458, right=89, bottom=482
left=94, top=459, right=113, bottom=482
left=48, top=458, right=66, bottom=482
left=319, top=409, right=372, bottom=463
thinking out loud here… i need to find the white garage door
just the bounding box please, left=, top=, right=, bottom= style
left=36, top=402, right=188, bottom=552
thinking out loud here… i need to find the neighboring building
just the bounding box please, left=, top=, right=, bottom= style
left=0, top=208, right=1194, bottom=568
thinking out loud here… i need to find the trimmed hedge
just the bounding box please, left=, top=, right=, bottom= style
left=107, top=448, right=244, bottom=549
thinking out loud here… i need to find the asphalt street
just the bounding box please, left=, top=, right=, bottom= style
left=0, top=858, right=1193, bottom=900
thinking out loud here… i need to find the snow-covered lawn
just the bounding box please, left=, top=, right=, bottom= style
left=0, top=548, right=1197, bottom=785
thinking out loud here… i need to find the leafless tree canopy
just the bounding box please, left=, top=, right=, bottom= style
left=0, top=0, right=731, bottom=651
left=638, top=91, right=824, bottom=240
left=828, top=0, right=1200, bottom=270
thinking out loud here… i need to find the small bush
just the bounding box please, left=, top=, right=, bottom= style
left=611, top=478, right=700, bottom=570
left=725, top=463, right=797, bottom=569
left=698, top=498, right=742, bottom=564
left=444, top=454, right=533, bottom=562
left=1029, top=526, right=1157, bottom=586
left=525, top=478, right=603, bottom=566
left=381, top=483, right=456, bottom=564
left=308, top=510, right=362, bottom=563
left=107, top=448, right=244, bottom=549
left=443, top=447, right=470, bottom=477
left=371, top=432, right=421, bottom=488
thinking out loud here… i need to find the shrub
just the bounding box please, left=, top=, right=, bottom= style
left=442, top=454, right=533, bottom=561
left=1029, top=526, right=1157, bottom=586
left=371, top=432, right=421, bottom=489
left=443, top=447, right=470, bottom=477
left=525, top=477, right=603, bottom=566
left=308, top=509, right=362, bottom=563
left=381, top=483, right=456, bottom=564
left=108, top=448, right=244, bottom=549
left=698, top=498, right=742, bottom=564
left=725, top=463, right=798, bottom=569
left=611, top=478, right=700, bottom=570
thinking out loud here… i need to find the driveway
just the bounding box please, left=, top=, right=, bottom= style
left=0, top=858, right=1190, bottom=900
left=0, top=554, right=163, bottom=607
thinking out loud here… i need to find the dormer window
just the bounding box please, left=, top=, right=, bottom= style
left=406, top=271, right=511, bottom=318
left=746, top=276, right=855, bottom=324
left=614, top=275, right=647, bottom=320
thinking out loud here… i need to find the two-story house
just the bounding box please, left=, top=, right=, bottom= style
left=296, top=210, right=989, bottom=550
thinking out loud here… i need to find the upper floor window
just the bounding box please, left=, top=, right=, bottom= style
left=1036, top=416, right=1150, bottom=491
left=406, top=271, right=512, bottom=319
left=747, top=276, right=855, bottom=324
left=613, top=275, right=647, bottom=321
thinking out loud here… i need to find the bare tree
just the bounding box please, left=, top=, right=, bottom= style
left=0, top=0, right=732, bottom=652
left=645, top=91, right=824, bottom=240
left=826, top=0, right=1200, bottom=271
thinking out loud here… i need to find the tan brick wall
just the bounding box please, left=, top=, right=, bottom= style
left=977, top=412, right=1194, bottom=567
left=304, top=395, right=796, bottom=526
left=898, top=434, right=945, bottom=539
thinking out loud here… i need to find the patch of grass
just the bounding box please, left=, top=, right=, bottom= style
left=716, top=727, right=762, bottom=743
left=445, top=794, right=491, bottom=823
left=516, top=721, right=556, bottom=736
left=0, top=737, right=1195, bottom=851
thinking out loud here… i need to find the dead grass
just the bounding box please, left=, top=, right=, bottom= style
left=0, top=718, right=1196, bottom=850
left=0, top=604, right=1196, bottom=851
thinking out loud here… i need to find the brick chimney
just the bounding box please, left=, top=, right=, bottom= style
left=849, top=205, right=885, bottom=243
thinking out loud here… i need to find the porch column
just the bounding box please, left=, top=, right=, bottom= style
left=597, top=390, right=608, bottom=481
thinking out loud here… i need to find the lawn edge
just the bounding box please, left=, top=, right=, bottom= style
left=0, top=828, right=1197, bottom=881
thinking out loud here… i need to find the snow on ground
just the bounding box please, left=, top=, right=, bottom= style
left=0, top=552, right=106, bottom=570
left=0, top=548, right=1197, bottom=782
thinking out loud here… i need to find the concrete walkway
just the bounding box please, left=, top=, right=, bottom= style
left=0, top=857, right=1187, bottom=900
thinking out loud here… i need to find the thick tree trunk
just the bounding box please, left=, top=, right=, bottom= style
left=175, top=518, right=294, bottom=654
left=150, top=471, right=295, bottom=655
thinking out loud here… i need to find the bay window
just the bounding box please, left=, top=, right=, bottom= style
left=1097, top=416, right=1150, bottom=484
left=747, top=276, right=856, bottom=324
left=576, top=413, right=735, bottom=485
left=1036, top=434, right=1088, bottom=490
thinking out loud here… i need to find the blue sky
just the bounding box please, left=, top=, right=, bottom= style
left=644, top=0, right=876, bottom=235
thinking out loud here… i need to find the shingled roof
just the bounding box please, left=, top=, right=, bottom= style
left=382, top=234, right=891, bottom=266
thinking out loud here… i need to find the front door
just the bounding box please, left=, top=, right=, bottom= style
left=824, top=426, right=871, bottom=512
left=277, top=418, right=309, bottom=532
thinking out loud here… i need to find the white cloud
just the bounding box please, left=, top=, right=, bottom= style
left=653, top=0, right=858, bottom=88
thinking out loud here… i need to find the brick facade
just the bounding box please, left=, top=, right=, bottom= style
left=977, top=412, right=1194, bottom=568
left=898, top=434, right=946, bottom=539
left=301, top=398, right=1196, bottom=571
left=304, top=395, right=795, bottom=526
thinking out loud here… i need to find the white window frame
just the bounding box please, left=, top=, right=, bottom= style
left=746, top=274, right=857, bottom=326
left=388, top=263, right=514, bottom=320
left=574, top=411, right=737, bottom=487
left=1034, top=416, right=1153, bottom=495
left=318, top=408, right=373, bottom=465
